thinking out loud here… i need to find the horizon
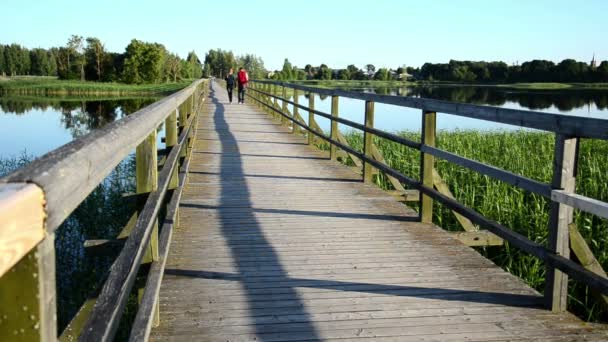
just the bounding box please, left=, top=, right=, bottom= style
left=1, top=0, right=607, bottom=70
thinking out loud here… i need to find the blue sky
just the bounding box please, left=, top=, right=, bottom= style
left=2, top=0, right=607, bottom=70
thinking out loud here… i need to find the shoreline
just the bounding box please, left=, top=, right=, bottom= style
left=0, top=77, right=192, bottom=96
left=293, top=79, right=608, bottom=90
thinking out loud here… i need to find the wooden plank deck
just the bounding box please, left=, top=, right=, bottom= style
left=150, top=82, right=608, bottom=341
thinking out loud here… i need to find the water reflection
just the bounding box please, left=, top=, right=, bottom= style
left=0, top=96, right=159, bottom=156
left=345, top=86, right=608, bottom=112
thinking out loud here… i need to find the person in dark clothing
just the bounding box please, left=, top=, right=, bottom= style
left=237, top=67, right=249, bottom=104
left=225, top=68, right=236, bottom=103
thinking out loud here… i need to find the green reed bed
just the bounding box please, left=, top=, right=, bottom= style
left=0, top=78, right=191, bottom=96
left=319, top=129, right=608, bottom=321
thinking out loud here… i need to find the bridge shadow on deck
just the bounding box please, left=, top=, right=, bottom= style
left=204, top=88, right=322, bottom=339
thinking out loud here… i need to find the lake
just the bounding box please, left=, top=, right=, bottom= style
left=0, top=95, right=160, bottom=330
left=0, top=96, right=160, bottom=160
left=3, top=86, right=608, bottom=160
left=288, top=85, right=608, bottom=133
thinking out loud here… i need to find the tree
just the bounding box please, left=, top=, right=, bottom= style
left=346, top=64, right=359, bottom=80
left=337, top=69, right=350, bottom=80
left=555, top=59, right=588, bottom=82
left=316, top=64, right=332, bottom=80
left=30, top=48, right=50, bottom=75
left=374, top=68, right=391, bottom=81
left=85, top=37, right=105, bottom=81
left=520, top=60, right=555, bottom=82
left=186, top=51, right=202, bottom=79
left=304, top=64, right=316, bottom=79
left=122, top=39, right=167, bottom=84
left=0, top=45, right=5, bottom=76
left=163, top=53, right=182, bottom=82
left=4, top=44, right=20, bottom=76
left=67, top=35, right=85, bottom=80
left=365, top=64, right=375, bottom=78
left=596, top=61, right=608, bottom=82
left=281, top=58, right=293, bottom=79
left=122, top=39, right=145, bottom=84
left=236, top=53, right=266, bottom=79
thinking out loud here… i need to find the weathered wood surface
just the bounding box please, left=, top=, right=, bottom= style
left=150, top=83, right=608, bottom=341
left=0, top=183, right=45, bottom=277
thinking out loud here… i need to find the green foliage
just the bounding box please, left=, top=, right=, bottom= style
left=122, top=39, right=167, bottom=84
left=0, top=45, right=5, bottom=76
left=85, top=37, right=105, bottom=81
left=204, top=50, right=266, bottom=80
left=374, top=68, right=392, bottom=81
left=419, top=59, right=608, bottom=83
left=186, top=51, right=203, bottom=79
left=0, top=35, right=200, bottom=85
left=237, top=53, right=266, bottom=79
left=204, top=48, right=237, bottom=78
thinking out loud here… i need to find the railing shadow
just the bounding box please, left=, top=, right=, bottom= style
left=165, top=269, right=544, bottom=308
left=206, top=85, right=321, bottom=339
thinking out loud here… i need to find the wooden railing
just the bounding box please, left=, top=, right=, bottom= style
left=247, top=79, right=608, bottom=313
left=0, top=79, right=207, bottom=341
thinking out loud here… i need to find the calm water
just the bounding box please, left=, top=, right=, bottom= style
left=0, top=96, right=160, bottom=159
left=287, top=85, right=608, bottom=133
left=0, top=96, right=162, bottom=332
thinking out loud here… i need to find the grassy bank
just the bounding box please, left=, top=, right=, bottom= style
left=319, top=130, right=608, bottom=321
left=0, top=77, right=191, bottom=96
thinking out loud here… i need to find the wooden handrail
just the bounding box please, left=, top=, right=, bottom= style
left=1, top=79, right=203, bottom=233
left=253, top=79, right=608, bottom=140
left=247, top=80, right=608, bottom=310
left=0, top=79, right=207, bottom=342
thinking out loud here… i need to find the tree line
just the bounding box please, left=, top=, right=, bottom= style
left=203, top=49, right=266, bottom=80
left=0, top=35, right=203, bottom=84
left=269, top=58, right=608, bottom=83
left=418, top=59, right=608, bottom=83
left=270, top=59, right=414, bottom=81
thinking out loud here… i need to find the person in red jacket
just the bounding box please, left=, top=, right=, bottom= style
left=237, top=67, right=249, bottom=104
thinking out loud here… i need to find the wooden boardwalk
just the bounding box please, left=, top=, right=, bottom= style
left=150, top=83, right=607, bottom=341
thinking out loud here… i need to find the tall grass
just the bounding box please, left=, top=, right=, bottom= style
left=326, top=130, right=608, bottom=321
left=0, top=77, right=191, bottom=96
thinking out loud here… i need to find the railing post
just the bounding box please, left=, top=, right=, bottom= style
left=136, top=126, right=159, bottom=326
left=292, top=88, right=299, bottom=134
left=545, top=134, right=578, bottom=312
left=420, top=110, right=436, bottom=223
left=281, top=85, right=288, bottom=125
left=330, top=95, right=339, bottom=160
left=0, top=235, right=57, bottom=341
left=187, top=94, right=195, bottom=155
left=265, top=83, right=271, bottom=115
left=178, top=102, right=188, bottom=158
left=308, top=93, right=315, bottom=145
left=363, top=101, right=375, bottom=183
left=273, top=83, right=279, bottom=110
left=166, top=109, right=179, bottom=189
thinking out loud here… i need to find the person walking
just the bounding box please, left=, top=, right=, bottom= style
left=225, top=68, right=236, bottom=104
left=237, top=67, right=249, bottom=104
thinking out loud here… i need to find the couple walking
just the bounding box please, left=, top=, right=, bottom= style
left=225, top=67, right=248, bottom=104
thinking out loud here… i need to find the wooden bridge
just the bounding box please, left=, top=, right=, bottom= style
left=2, top=78, right=608, bottom=341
